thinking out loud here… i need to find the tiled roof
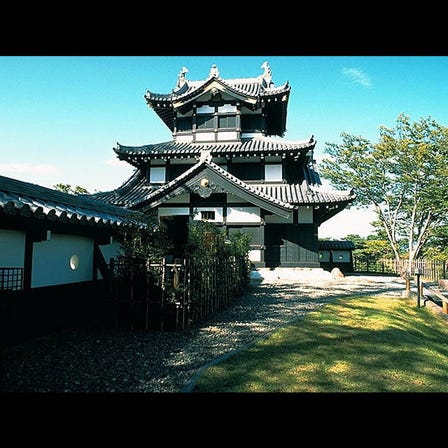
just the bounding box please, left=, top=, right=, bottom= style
left=144, top=63, right=290, bottom=136
left=318, top=240, right=356, bottom=250
left=142, top=157, right=294, bottom=214
left=0, top=175, right=139, bottom=228
left=90, top=169, right=159, bottom=207
left=254, top=183, right=355, bottom=205
left=145, top=69, right=290, bottom=105
left=89, top=159, right=354, bottom=210
left=115, top=137, right=315, bottom=162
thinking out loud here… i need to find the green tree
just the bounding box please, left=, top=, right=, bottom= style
left=54, top=183, right=90, bottom=194
left=116, top=210, right=170, bottom=265
left=320, top=114, right=448, bottom=272
left=185, top=220, right=251, bottom=259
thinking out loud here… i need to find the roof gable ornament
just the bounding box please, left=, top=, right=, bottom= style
left=176, top=66, right=189, bottom=89
left=209, top=63, right=220, bottom=79
left=260, top=61, right=273, bottom=87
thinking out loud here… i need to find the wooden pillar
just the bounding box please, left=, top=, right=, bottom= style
left=23, top=232, right=34, bottom=290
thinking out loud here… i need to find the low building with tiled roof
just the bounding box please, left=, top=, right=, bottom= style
left=0, top=174, right=142, bottom=292
left=89, top=62, right=355, bottom=268
left=0, top=174, right=149, bottom=345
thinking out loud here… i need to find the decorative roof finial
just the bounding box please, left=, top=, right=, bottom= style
left=209, top=63, right=220, bottom=78
left=176, top=66, right=188, bottom=89
left=261, top=61, right=273, bottom=86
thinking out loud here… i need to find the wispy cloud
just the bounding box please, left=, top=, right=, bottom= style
left=105, top=158, right=131, bottom=168
left=341, top=67, right=373, bottom=89
left=0, top=163, right=61, bottom=177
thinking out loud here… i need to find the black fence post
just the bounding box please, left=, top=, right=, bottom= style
left=415, top=269, right=421, bottom=308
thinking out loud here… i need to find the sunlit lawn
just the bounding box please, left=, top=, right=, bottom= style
left=193, top=295, right=448, bottom=392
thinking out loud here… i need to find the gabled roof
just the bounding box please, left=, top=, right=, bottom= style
left=132, top=156, right=295, bottom=218
left=0, top=175, right=139, bottom=229
left=145, top=62, right=289, bottom=106
left=144, top=62, right=290, bottom=136
left=114, top=137, right=316, bottom=166
left=89, top=157, right=355, bottom=221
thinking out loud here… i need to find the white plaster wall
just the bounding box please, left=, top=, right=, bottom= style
left=195, top=132, right=215, bottom=142
left=174, top=134, right=194, bottom=143
left=297, top=206, right=313, bottom=224
left=217, top=131, right=238, bottom=141
left=32, top=234, right=94, bottom=288
left=196, top=105, right=215, bottom=114
left=227, top=207, right=261, bottom=223
left=193, top=207, right=224, bottom=222
left=248, top=249, right=262, bottom=262
left=217, top=104, right=237, bottom=113
left=0, top=229, right=25, bottom=267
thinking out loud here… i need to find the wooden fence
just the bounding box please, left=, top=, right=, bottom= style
left=108, top=255, right=251, bottom=331
left=353, top=257, right=447, bottom=281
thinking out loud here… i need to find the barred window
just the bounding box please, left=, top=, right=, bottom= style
left=0, top=267, right=23, bottom=291
left=196, top=115, right=214, bottom=129
left=218, top=115, right=236, bottom=128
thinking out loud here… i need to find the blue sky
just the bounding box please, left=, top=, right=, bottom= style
left=1, top=56, right=447, bottom=238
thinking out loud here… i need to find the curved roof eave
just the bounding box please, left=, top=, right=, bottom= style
left=146, top=76, right=291, bottom=108
left=0, top=175, right=141, bottom=228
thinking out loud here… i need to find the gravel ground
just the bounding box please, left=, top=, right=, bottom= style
left=0, top=274, right=406, bottom=393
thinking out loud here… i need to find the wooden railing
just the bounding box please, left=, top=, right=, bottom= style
left=419, top=281, right=448, bottom=314
left=354, top=257, right=447, bottom=281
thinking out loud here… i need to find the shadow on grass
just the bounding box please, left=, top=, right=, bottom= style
left=193, top=296, right=448, bottom=393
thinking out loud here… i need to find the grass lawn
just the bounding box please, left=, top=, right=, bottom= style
left=193, top=295, right=448, bottom=392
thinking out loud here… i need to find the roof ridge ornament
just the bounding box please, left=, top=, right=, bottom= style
left=199, top=149, right=212, bottom=162
left=209, top=63, right=220, bottom=79
left=261, top=61, right=273, bottom=87
left=176, top=66, right=189, bottom=89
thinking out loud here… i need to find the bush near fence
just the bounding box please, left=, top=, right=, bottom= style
left=353, top=257, right=447, bottom=281
left=108, top=255, right=251, bottom=331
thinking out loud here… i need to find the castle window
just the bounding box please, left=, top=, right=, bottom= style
left=241, top=114, right=264, bottom=132
left=265, top=164, right=283, bottom=181
left=201, top=210, right=215, bottom=221
left=218, top=115, right=236, bottom=128
left=149, top=166, right=166, bottom=184
left=177, top=117, right=192, bottom=131
left=217, top=104, right=237, bottom=113
left=196, top=115, right=214, bottom=129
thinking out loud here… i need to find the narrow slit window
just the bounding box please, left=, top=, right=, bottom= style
left=201, top=210, right=215, bottom=221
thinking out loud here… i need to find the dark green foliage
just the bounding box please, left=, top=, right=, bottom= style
left=115, top=210, right=171, bottom=267
left=53, top=183, right=90, bottom=194
left=185, top=220, right=251, bottom=260
left=321, top=114, right=448, bottom=265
